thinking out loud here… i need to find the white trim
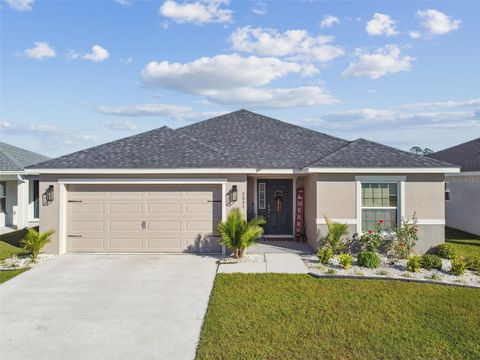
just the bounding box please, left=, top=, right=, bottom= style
left=416, top=219, right=445, bottom=225
left=308, top=167, right=459, bottom=174
left=446, top=171, right=480, bottom=177
left=400, top=180, right=405, bottom=219
left=263, top=235, right=294, bottom=238
left=256, top=169, right=298, bottom=174
left=58, top=183, right=67, bottom=255
left=316, top=218, right=357, bottom=225
left=355, top=175, right=406, bottom=182
left=221, top=182, right=227, bottom=256
left=253, top=179, right=257, bottom=216
left=58, top=178, right=228, bottom=185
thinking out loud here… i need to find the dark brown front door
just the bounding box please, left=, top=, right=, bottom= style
left=257, top=179, right=293, bottom=235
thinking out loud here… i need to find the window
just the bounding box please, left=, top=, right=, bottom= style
left=0, top=182, right=6, bottom=213
left=361, top=182, right=398, bottom=232
left=258, top=182, right=266, bottom=210
left=33, top=180, right=39, bottom=219
left=445, top=184, right=450, bottom=201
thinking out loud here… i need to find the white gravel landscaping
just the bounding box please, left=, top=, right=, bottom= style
left=218, top=254, right=265, bottom=264
left=0, top=254, right=56, bottom=271
left=302, top=254, right=480, bottom=288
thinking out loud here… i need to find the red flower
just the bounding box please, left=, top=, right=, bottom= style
left=399, top=242, right=405, bottom=248
left=379, top=219, right=384, bottom=224
left=368, top=230, right=373, bottom=234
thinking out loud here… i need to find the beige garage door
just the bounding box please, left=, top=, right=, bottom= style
left=67, top=184, right=222, bottom=253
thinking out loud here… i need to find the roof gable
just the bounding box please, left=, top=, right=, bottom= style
left=0, top=142, right=49, bottom=171
left=428, top=138, right=480, bottom=172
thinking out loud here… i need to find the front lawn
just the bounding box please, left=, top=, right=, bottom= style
left=446, top=227, right=480, bottom=257
left=196, top=274, right=480, bottom=360
left=0, top=241, right=25, bottom=261
left=0, top=269, right=27, bottom=284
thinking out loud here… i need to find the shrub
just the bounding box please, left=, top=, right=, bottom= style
left=465, top=256, right=480, bottom=272
left=357, top=251, right=380, bottom=269
left=407, top=255, right=422, bottom=272
left=317, top=246, right=333, bottom=265
left=324, top=217, right=349, bottom=254
left=392, top=213, right=418, bottom=259
left=339, top=253, right=353, bottom=269
left=450, top=257, right=467, bottom=276
left=434, top=244, right=457, bottom=259
left=20, top=228, right=55, bottom=262
left=360, top=221, right=383, bottom=252
left=420, top=254, right=442, bottom=270
left=216, top=208, right=265, bottom=259
left=325, top=268, right=336, bottom=275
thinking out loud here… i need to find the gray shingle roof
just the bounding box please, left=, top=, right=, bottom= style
left=428, top=137, right=480, bottom=172
left=0, top=142, right=49, bottom=171
left=27, top=110, right=457, bottom=170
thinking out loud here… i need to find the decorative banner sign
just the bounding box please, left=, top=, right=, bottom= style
left=295, top=187, right=305, bottom=235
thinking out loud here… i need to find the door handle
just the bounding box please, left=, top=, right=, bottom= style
left=141, top=220, right=146, bottom=230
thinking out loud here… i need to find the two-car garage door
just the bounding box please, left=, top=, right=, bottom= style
left=67, top=184, right=222, bottom=253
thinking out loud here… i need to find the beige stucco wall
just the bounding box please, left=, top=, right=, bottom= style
left=404, top=174, right=445, bottom=220
left=39, top=173, right=247, bottom=254
left=445, top=174, right=480, bottom=236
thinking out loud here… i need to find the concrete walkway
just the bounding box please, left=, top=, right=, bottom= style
left=217, top=253, right=309, bottom=274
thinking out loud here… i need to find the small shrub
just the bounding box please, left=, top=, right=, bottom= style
left=357, top=251, right=380, bottom=269
left=465, top=256, right=480, bottom=272
left=324, top=217, right=349, bottom=254
left=450, top=256, right=467, bottom=276
left=317, top=246, right=333, bottom=265
left=325, top=268, right=337, bottom=274
left=339, top=253, right=353, bottom=269
left=360, top=221, right=383, bottom=252
left=376, top=270, right=389, bottom=276
left=407, top=255, right=422, bottom=272
left=392, top=213, right=419, bottom=259
left=20, top=228, right=55, bottom=262
left=420, top=254, right=442, bottom=270
left=354, top=270, right=365, bottom=276
left=434, top=244, right=456, bottom=259
left=425, top=273, right=442, bottom=281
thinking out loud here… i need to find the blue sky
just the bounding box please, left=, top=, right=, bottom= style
left=1, top=0, right=479, bottom=157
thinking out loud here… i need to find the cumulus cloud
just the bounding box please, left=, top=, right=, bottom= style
left=230, top=26, right=344, bottom=63
left=365, top=13, right=398, bottom=36
left=100, top=119, right=138, bottom=130
left=399, top=99, right=480, bottom=109
left=2, top=123, right=98, bottom=145
left=113, top=0, right=131, bottom=5
left=416, top=9, right=461, bottom=35
left=159, top=0, right=233, bottom=24
left=96, top=103, right=199, bottom=120
left=320, top=15, right=340, bottom=28
left=141, top=54, right=306, bottom=93
left=0, top=121, right=11, bottom=128
left=251, top=2, right=266, bottom=15
left=5, top=0, right=33, bottom=11
left=409, top=31, right=421, bottom=39
left=82, top=45, right=109, bottom=62
left=23, top=42, right=56, bottom=59
left=342, top=45, right=414, bottom=79
left=205, top=86, right=338, bottom=108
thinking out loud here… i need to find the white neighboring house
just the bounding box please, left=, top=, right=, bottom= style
left=429, top=137, right=480, bottom=236
left=0, top=142, right=49, bottom=233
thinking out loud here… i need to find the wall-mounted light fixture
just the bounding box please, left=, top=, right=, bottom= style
left=231, top=185, right=238, bottom=202
left=46, top=185, right=54, bottom=202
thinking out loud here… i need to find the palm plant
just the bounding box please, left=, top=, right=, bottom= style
left=324, top=216, right=349, bottom=254
left=20, top=228, right=55, bottom=262
left=216, top=208, right=265, bottom=258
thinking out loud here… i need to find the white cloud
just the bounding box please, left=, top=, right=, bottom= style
left=100, top=119, right=138, bottom=130
left=23, top=42, right=56, bottom=59
left=399, top=99, right=480, bottom=109
left=96, top=103, right=199, bottom=120
left=320, top=15, right=340, bottom=28
left=141, top=54, right=305, bottom=93
left=159, top=0, right=233, bottom=24
left=66, top=49, right=80, bottom=60
left=5, top=0, right=33, bottom=11
left=2, top=123, right=98, bottom=145
left=342, top=45, right=414, bottom=79
left=0, top=121, right=11, bottom=128
left=82, top=45, right=109, bottom=62
left=113, top=0, right=131, bottom=5
left=205, top=86, right=338, bottom=108
left=416, top=9, right=461, bottom=35
left=365, top=13, right=398, bottom=36
left=230, top=26, right=344, bottom=63
left=251, top=2, right=266, bottom=15
left=409, top=31, right=421, bottom=39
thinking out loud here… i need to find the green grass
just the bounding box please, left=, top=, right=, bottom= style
left=0, top=269, right=27, bottom=284
left=446, top=227, right=480, bottom=257
left=0, top=241, right=25, bottom=261
left=196, top=274, right=480, bottom=360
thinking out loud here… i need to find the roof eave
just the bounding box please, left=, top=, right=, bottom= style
left=305, top=167, right=461, bottom=174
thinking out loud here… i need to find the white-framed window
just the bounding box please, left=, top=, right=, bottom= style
left=0, top=181, right=6, bottom=213
left=258, top=182, right=266, bottom=210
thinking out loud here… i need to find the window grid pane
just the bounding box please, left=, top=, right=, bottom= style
left=362, top=209, right=397, bottom=232
left=362, top=183, right=397, bottom=207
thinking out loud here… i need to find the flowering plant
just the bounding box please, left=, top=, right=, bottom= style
left=360, top=220, right=383, bottom=252
left=392, top=213, right=418, bottom=259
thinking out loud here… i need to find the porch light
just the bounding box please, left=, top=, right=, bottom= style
left=231, top=185, right=238, bottom=202
left=46, top=185, right=54, bottom=202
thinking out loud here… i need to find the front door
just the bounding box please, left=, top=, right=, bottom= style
left=257, top=179, right=293, bottom=235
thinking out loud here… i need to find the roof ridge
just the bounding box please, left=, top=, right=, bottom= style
left=301, top=139, right=357, bottom=168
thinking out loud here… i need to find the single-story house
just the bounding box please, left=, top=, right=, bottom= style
left=428, top=137, right=480, bottom=236
left=25, top=110, right=459, bottom=254
left=0, top=142, right=49, bottom=232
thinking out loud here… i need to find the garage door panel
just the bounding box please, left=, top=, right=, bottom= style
left=108, top=191, right=144, bottom=197
left=186, top=203, right=213, bottom=214
left=146, top=237, right=182, bottom=249
left=147, top=203, right=182, bottom=214
left=146, top=190, right=182, bottom=197
left=109, top=220, right=142, bottom=231
left=186, top=220, right=213, bottom=231
left=109, top=237, right=143, bottom=249
left=70, top=220, right=105, bottom=231
left=70, top=203, right=105, bottom=214
left=148, top=220, right=181, bottom=231
left=70, top=237, right=105, bottom=250
left=109, top=203, right=143, bottom=214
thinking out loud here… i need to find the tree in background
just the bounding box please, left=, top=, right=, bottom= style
left=410, top=146, right=434, bottom=156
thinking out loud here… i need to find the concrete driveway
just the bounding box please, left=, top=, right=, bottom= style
left=0, top=254, right=218, bottom=360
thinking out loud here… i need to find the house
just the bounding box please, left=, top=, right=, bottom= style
left=0, top=142, right=49, bottom=232
left=25, top=110, right=458, bottom=254
left=428, top=137, right=480, bottom=236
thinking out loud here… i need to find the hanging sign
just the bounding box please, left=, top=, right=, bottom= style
left=295, top=187, right=305, bottom=235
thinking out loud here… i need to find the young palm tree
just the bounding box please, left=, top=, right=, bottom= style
left=216, top=208, right=265, bottom=258
left=20, top=228, right=55, bottom=263
left=324, top=216, right=349, bottom=254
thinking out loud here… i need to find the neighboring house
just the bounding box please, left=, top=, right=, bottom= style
left=25, top=110, right=458, bottom=254
left=0, top=142, right=49, bottom=231
left=428, top=137, right=480, bottom=236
